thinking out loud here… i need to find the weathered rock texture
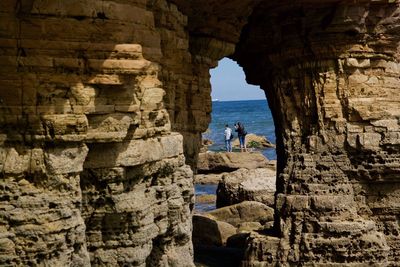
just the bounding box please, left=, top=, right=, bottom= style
left=0, top=0, right=400, bottom=266
left=217, top=168, right=276, bottom=208
left=233, top=1, right=400, bottom=265
left=232, top=133, right=275, bottom=148
left=193, top=201, right=274, bottom=247
left=197, top=152, right=271, bottom=174
left=207, top=201, right=274, bottom=228
left=0, top=1, right=196, bottom=266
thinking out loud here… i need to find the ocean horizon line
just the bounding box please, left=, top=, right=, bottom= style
left=212, top=98, right=266, bottom=102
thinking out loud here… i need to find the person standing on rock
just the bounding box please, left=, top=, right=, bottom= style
left=235, top=122, right=247, bottom=152
left=224, top=124, right=233, bottom=152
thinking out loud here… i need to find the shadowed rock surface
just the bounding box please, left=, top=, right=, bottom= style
left=192, top=214, right=237, bottom=247
left=193, top=202, right=274, bottom=267
left=0, top=0, right=399, bottom=266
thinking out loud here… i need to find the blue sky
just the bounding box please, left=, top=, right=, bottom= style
left=210, top=58, right=266, bottom=101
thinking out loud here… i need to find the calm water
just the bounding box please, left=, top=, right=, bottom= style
left=194, top=184, right=218, bottom=212
left=204, top=99, right=276, bottom=160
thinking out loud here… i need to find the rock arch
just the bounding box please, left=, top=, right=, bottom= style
left=0, top=0, right=399, bottom=266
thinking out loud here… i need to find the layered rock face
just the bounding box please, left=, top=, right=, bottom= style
left=0, top=0, right=399, bottom=266
left=0, top=1, right=197, bottom=266
left=234, top=1, right=400, bottom=265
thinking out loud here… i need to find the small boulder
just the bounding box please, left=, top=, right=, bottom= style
left=232, top=134, right=275, bottom=148
left=192, top=214, right=237, bottom=247
left=202, top=138, right=213, bottom=146
left=194, top=173, right=224, bottom=184
left=200, top=138, right=213, bottom=153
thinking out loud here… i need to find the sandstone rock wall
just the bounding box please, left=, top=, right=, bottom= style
left=234, top=1, right=400, bottom=265
left=0, top=0, right=197, bottom=265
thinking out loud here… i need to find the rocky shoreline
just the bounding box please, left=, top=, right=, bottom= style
left=193, top=150, right=277, bottom=266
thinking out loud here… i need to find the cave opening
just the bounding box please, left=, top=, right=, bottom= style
left=207, top=58, right=276, bottom=160
left=193, top=57, right=279, bottom=266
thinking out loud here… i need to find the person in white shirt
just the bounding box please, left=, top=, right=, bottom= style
left=224, top=124, right=233, bottom=152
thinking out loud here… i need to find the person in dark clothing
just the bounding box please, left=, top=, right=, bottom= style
left=234, top=122, right=247, bottom=152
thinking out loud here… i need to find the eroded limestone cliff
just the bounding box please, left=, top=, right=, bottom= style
left=234, top=1, right=400, bottom=265
left=0, top=0, right=399, bottom=266
left=0, top=1, right=195, bottom=265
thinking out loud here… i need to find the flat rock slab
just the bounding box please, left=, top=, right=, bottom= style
left=197, top=151, right=274, bottom=173
left=206, top=201, right=274, bottom=227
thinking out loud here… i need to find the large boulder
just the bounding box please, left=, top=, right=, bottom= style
left=206, top=201, right=274, bottom=227
left=192, top=214, right=237, bottom=247
left=216, top=167, right=276, bottom=208
left=232, top=134, right=275, bottom=148
left=197, top=151, right=271, bottom=173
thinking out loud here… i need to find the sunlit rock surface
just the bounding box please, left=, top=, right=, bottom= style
left=0, top=0, right=399, bottom=266
left=216, top=168, right=276, bottom=209
left=197, top=152, right=271, bottom=173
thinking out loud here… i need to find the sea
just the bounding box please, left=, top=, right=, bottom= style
left=203, top=99, right=276, bottom=160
